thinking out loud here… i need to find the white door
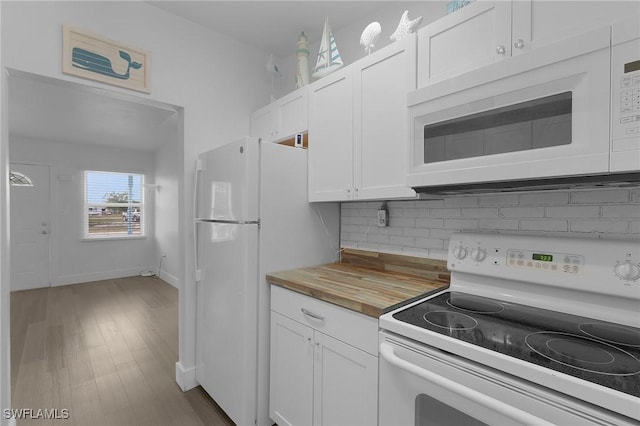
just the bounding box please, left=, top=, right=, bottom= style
left=269, top=311, right=314, bottom=426
left=9, top=163, right=51, bottom=291
left=354, top=35, right=417, bottom=200
left=307, top=67, right=354, bottom=202
left=200, top=137, right=259, bottom=221
left=196, top=221, right=259, bottom=426
left=313, top=332, right=378, bottom=426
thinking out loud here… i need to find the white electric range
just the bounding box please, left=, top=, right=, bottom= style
left=379, top=232, right=640, bottom=425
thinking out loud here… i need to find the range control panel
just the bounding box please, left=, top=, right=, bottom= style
left=448, top=232, right=640, bottom=299
left=505, top=249, right=584, bottom=274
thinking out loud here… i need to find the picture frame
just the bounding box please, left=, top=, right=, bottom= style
left=62, top=24, right=150, bottom=93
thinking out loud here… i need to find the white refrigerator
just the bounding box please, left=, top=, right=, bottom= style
left=194, top=137, right=339, bottom=426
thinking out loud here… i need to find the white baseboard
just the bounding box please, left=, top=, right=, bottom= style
left=175, top=361, right=198, bottom=391
left=51, top=268, right=144, bottom=286
left=159, top=270, right=179, bottom=288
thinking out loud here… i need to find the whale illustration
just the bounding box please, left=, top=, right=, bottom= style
left=72, top=47, right=142, bottom=80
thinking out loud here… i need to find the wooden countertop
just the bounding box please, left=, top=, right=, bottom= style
left=267, top=250, right=450, bottom=317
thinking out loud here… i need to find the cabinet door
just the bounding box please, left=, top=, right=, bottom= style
left=313, top=332, right=378, bottom=426
left=417, top=1, right=512, bottom=87
left=308, top=67, right=354, bottom=202
left=270, top=312, right=314, bottom=426
left=511, top=0, right=532, bottom=56
left=278, top=87, right=308, bottom=141
left=251, top=104, right=276, bottom=141
left=354, top=35, right=417, bottom=200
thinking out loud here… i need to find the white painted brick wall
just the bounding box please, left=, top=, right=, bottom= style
left=340, top=187, right=640, bottom=260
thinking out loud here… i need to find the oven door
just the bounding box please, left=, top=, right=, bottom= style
left=379, top=332, right=633, bottom=426
left=407, top=26, right=611, bottom=188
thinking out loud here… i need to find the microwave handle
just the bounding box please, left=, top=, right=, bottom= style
left=379, top=342, right=554, bottom=426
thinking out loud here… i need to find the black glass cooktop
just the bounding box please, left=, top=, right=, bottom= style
left=393, top=291, right=640, bottom=397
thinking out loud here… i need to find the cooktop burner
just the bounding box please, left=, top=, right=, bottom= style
left=525, top=332, right=640, bottom=376
left=579, top=323, right=640, bottom=347
left=446, top=294, right=504, bottom=314
left=423, top=310, right=478, bottom=330
left=392, top=291, right=640, bottom=397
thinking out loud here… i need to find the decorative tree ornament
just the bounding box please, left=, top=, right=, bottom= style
left=390, top=10, right=423, bottom=41
left=295, top=32, right=310, bottom=88
left=360, top=22, right=382, bottom=55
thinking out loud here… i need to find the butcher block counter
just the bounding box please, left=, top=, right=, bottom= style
left=266, top=248, right=450, bottom=318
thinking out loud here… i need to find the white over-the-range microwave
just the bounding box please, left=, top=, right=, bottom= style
left=408, top=19, right=640, bottom=192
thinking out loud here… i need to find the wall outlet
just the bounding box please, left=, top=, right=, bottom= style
left=377, top=207, right=389, bottom=227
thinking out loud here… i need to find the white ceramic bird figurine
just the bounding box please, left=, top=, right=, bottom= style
left=390, top=10, right=423, bottom=41
left=360, top=22, right=382, bottom=55
left=266, top=54, right=280, bottom=76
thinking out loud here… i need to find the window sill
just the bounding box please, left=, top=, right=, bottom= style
left=82, top=236, right=148, bottom=242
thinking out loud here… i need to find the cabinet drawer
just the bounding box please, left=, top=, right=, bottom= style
left=271, top=285, right=378, bottom=356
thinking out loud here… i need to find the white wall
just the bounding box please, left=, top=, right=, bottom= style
left=9, top=136, right=156, bottom=285
left=1, top=0, right=271, bottom=397
left=0, top=4, right=10, bottom=423
left=153, top=117, right=181, bottom=287
left=342, top=188, right=640, bottom=259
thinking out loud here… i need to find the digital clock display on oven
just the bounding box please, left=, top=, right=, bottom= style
left=532, top=253, right=553, bottom=262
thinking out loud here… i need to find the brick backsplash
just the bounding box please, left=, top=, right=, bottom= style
left=340, top=187, right=640, bottom=260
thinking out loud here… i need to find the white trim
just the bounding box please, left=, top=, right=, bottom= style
left=81, top=236, right=147, bottom=242
left=51, top=268, right=144, bottom=287
left=159, top=270, right=178, bottom=288
left=175, top=361, right=198, bottom=391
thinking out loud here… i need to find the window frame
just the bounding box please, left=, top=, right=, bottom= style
left=83, top=170, right=146, bottom=240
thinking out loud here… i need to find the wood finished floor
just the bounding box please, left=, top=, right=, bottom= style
left=10, top=276, right=234, bottom=426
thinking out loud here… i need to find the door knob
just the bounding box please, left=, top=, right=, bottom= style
left=496, top=45, right=506, bottom=55
left=513, top=39, right=525, bottom=49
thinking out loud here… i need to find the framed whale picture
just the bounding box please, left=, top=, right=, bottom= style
left=62, top=25, right=150, bottom=93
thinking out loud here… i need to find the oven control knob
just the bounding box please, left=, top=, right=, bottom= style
left=614, top=260, right=640, bottom=282
left=453, top=246, right=467, bottom=260
left=470, top=248, right=487, bottom=263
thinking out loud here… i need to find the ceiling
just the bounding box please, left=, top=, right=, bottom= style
left=148, top=1, right=413, bottom=58
left=8, top=71, right=179, bottom=151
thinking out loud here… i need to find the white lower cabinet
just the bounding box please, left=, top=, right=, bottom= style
left=270, top=286, right=378, bottom=426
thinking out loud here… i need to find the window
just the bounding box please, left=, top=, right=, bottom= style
left=9, top=171, right=34, bottom=187
left=84, top=171, right=144, bottom=238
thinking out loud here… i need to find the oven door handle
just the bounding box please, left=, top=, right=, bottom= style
left=379, top=342, right=554, bottom=426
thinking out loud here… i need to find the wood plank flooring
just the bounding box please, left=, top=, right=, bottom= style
left=10, top=276, right=234, bottom=426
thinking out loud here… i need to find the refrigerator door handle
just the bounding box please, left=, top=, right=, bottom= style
left=199, top=219, right=260, bottom=225
left=194, top=158, right=203, bottom=282
left=194, top=221, right=201, bottom=282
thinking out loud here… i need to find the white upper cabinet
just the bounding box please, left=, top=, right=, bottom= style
left=355, top=35, right=418, bottom=201
left=308, top=67, right=354, bottom=201
left=309, top=35, right=417, bottom=202
left=250, top=87, right=308, bottom=142
left=417, top=0, right=531, bottom=87
left=417, top=0, right=640, bottom=88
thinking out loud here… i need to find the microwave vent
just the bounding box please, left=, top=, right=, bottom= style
left=414, top=173, right=640, bottom=197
